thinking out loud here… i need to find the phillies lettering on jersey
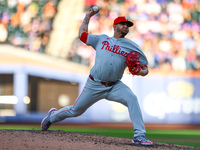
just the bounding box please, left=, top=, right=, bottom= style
left=101, top=41, right=128, bottom=57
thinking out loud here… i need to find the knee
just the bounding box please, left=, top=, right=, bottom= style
left=70, top=109, right=84, bottom=117
left=127, top=94, right=138, bottom=105
left=132, top=94, right=138, bottom=101
left=127, top=92, right=137, bottom=100
left=73, top=112, right=82, bottom=117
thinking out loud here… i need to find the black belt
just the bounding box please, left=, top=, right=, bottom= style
left=89, top=74, right=116, bottom=87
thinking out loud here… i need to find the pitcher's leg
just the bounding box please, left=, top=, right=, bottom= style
left=50, top=105, right=76, bottom=123
left=50, top=91, right=99, bottom=123
left=126, top=93, right=146, bottom=137
left=50, top=79, right=108, bottom=123
left=106, top=81, right=146, bottom=137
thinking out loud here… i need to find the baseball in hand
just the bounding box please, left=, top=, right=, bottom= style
left=92, top=6, right=99, bottom=12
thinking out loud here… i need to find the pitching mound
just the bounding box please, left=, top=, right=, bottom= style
left=0, top=130, right=199, bottom=150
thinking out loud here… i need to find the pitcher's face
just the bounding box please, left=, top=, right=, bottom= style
left=115, top=22, right=129, bottom=36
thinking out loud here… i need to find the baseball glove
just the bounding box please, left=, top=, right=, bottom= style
left=126, top=51, right=141, bottom=75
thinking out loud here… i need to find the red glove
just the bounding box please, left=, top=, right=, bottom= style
left=126, top=51, right=141, bottom=75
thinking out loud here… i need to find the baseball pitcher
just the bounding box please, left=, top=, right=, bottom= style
left=41, top=7, right=153, bottom=145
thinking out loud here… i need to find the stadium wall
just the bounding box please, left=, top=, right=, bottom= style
left=0, top=44, right=200, bottom=125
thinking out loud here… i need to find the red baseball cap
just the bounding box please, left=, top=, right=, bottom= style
left=113, top=16, right=134, bottom=27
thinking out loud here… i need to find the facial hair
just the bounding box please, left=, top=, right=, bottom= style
left=117, top=26, right=128, bottom=37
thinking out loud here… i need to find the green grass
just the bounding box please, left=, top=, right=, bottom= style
left=0, top=124, right=200, bottom=148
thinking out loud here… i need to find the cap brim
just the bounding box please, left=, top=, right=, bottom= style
left=124, top=21, right=134, bottom=27
left=117, top=21, right=134, bottom=27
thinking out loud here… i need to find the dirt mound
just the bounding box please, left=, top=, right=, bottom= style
left=0, top=130, right=199, bottom=150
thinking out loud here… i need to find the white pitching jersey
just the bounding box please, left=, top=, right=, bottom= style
left=86, top=34, right=148, bottom=82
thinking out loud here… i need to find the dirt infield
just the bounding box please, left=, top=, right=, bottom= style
left=0, top=130, right=199, bottom=150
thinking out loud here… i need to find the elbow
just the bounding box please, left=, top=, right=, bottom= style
left=79, top=30, right=88, bottom=39
left=140, top=67, right=149, bottom=76
left=142, top=69, right=149, bottom=76
left=145, top=68, right=149, bottom=75
left=78, top=31, right=85, bottom=39
left=78, top=31, right=82, bottom=39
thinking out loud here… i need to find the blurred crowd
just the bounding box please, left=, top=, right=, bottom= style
left=69, top=0, right=200, bottom=71
left=0, top=0, right=200, bottom=72
left=0, top=0, right=58, bottom=52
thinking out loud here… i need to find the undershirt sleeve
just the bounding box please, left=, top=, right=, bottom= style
left=80, top=32, right=89, bottom=43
